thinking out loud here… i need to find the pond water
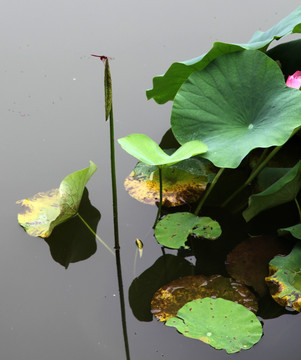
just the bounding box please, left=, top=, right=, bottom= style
left=2, top=1, right=301, bottom=359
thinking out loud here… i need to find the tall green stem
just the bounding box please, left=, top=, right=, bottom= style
left=95, top=56, right=131, bottom=360
left=153, top=167, right=163, bottom=228
left=77, top=213, right=115, bottom=255
left=222, top=145, right=282, bottom=207
left=194, top=168, right=225, bottom=216
left=295, top=198, right=301, bottom=222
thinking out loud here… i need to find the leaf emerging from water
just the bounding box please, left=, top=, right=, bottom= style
left=17, top=161, right=97, bottom=238
left=266, top=242, right=301, bottom=311
left=151, top=274, right=258, bottom=322
left=166, top=298, right=263, bottom=354
left=243, top=161, right=301, bottom=221
left=155, top=212, right=221, bottom=249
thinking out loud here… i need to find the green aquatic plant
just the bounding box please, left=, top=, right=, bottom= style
left=17, top=161, right=114, bottom=255
left=165, top=298, right=263, bottom=354
left=118, top=133, right=207, bottom=227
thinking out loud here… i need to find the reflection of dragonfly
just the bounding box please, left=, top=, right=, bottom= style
left=91, top=54, right=114, bottom=64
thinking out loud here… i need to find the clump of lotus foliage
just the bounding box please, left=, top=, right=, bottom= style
left=17, top=7, right=301, bottom=355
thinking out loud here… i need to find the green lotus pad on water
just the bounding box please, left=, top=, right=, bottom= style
left=17, top=161, right=97, bottom=238
left=166, top=298, right=263, bottom=354
left=265, top=242, right=301, bottom=311
left=155, top=212, right=221, bottom=249
left=151, top=274, right=258, bottom=322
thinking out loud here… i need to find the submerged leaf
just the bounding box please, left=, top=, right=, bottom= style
left=243, top=161, right=301, bottom=222
left=171, top=50, right=301, bottom=169
left=165, top=298, right=263, bottom=354
left=17, top=161, right=97, bottom=238
left=146, top=7, right=301, bottom=103
left=151, top=274, right=258, bottom=322
left=118, top=134, right=207, bottom=167
left=124, top=159, right=215, bottom=206
left=266, top=242, right=301, bottom=311
left=155, top=212, right=221, bottom=249
left=226, top=236, right=292, bottom=296
left=129, top=254, right=195, bottom=322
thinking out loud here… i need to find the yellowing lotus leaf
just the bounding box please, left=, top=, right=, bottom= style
left=17, top=161, right=97, bottom=238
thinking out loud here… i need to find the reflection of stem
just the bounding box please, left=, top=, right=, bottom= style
left=153, top=167, right=163, bottom=228
left=77, top=213, right=114, bottom=255
left=194, top=168, right=225, bottom=216
left=222, top=145, right=282, bottom=207
left=109, top=104, right=131, bottom=359
left=295, top=198, right=301, bottom=222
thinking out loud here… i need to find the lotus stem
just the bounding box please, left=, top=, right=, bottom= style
left=153, top=167, right=163, bottom=228
left=194, top=168, right=225, bottom=216
left=295, top=198, right=301, bottom=222
left=222, top=145, right=282, bottom=207
left=77, top=213, right=115, bottom=255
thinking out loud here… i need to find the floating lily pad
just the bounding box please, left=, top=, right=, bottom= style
left=165, top=298, right=263, bottom=354
left=278, top=223, right=301, bottom=240
left=154, top=212, right=221, bottom=249
left=17, top=161, right=97, bottom=238
left=151, top=274, right=258, bottom=322
left=266, top=242, right=301, bottom=311
left=226, top=236, right=292, bottom=296
left=124, top=158, right=215, bottom=206
left=243, top=161, right=301, bottom=221
left=129, top=254, right=195, bottom=322
left=171, top=50, right=301, bottom=169
left=118, top=133, right=207, bottom=167
left=146, top=7, right=301, bottom=104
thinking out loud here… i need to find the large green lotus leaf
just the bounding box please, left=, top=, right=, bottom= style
left=118, top=134, right=207, bottom=167
left=146, top=7, right=301, bottom=104
left=129, top=254, right=195, bottom=322
left=265, top=242, right=301, bottom=311
left=151, top=274, right=258, bottom=322
left=17, top=161, right=97, bottom=238
left=226, top=236, right=292, bottom=297
left=278, top=223, right=301, bottom=240
left=171, top=50, right=301, bottom=169
left=243, top=161, right=301, bottom=222
left=155, top=212, right=221, bottom=249
left=124, top=158, right=215, bottom=206
left=166, top=298, right=263, bottom=354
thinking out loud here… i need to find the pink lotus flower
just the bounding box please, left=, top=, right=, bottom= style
left=286, top=71, right=301, bottom=89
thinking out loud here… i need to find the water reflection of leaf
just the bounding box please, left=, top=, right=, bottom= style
left=266, top=242, right=301, bottom=311
left=44, top=189, right=99, bottom=268
left=151, top=274, right=258, bottom=322
left=128, top=254, right=195, bottom=322
left=166, top=298, right=263, bottom=354
left=226, top=236, right=293, bottom=296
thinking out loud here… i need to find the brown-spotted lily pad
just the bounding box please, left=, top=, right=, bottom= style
left=265, top=242, right=301, bottom=311
left=151, top=274, right=258, bottom=322
left=125, top=157, right=216, bottom=207
left=226, top=236, right=292, bottom=297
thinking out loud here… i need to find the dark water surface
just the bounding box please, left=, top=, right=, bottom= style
left=2, top=1, right=301, bottom=359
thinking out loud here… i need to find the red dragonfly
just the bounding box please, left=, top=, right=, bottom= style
left=91, top=54, right=114, bottom=64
